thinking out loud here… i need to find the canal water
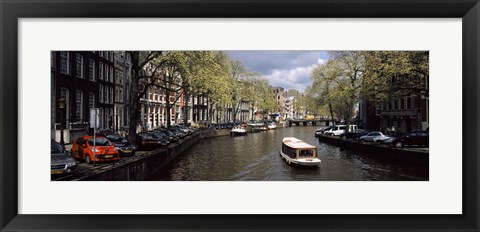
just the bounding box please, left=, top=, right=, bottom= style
left=147, top=126, right=428, bottom=181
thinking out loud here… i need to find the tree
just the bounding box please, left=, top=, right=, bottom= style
left=309, top=60, right=340, bottom=122
left=228, top=59, right=249, bottom=122
left=239, top=73, right=276, bottom=121
left=304, top=87, right=323, bottom=118
left=186, top=51, right=232, bottom=123
left=329, top=51, right=364, bottom=129
left=361, top=51, right=429, bottom=106
left=308, top=51, right=365, bottom=130
left=126, top=51, right=162, bottom=145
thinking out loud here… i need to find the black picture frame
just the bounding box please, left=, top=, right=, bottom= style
left=1, top=0, right=478, bottom=231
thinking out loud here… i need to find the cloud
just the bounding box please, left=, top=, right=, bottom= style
left=227, top=51, right=329, bottom=92
left=264, top=63, right=319, bottom=92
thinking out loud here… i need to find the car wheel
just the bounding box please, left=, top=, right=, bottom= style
left=395, top=141, right=402, bottom=148
left=85, top=154, right=91, bottom=164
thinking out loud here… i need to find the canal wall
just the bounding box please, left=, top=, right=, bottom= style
left=317, top=135, right=429, bottom=167
left=75, top=129, right=232, bottom=181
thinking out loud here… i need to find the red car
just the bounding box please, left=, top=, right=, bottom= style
left=71, top=136, right=119, bottom=164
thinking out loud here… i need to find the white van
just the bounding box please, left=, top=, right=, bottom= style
left=325, top=124, right=357, bottom=136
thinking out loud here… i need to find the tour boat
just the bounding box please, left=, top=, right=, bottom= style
left=280, top=137, right=321, bottom=166
left=231, top=126, right=248, bottom=136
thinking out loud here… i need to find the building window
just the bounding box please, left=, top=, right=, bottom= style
left=115, top=87, right=119, bottom=102
left=105, top=65, right=109, bottom=81
left=99, top=85, right=104, bottom=103
left=105, top=86, right=109, bottom=104
left=110, top=87, right=114, bottom=104
left=115, top=70, right=120, bottom=84
left=75, top=90, right=83, bottom=121
left=109, top=108, right=112, bottom=128
left=118, top=72, right=123, bottom=85
left=60, top=51, right=69, bottom=74
left=407, top=97, right=412, bottom=109
left=89, top=92, right=95, bottom=109
left=110, top=66, right=114, bottom=83
left=89, top=59, right=95, bottom=81
left=400, top=98, right=405, bottom=110
left=99, top=108, right=104, bottom=128
left=99, top=62, right=104, bottom=80
left=110, top=52, right=114, bottom=62
left=60, top=87, right=70, bottom=123
left=76, top=53, right=84, bottom=78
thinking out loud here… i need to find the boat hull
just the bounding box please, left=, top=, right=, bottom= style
left=231, top=131, right=247, bottom=136
left=280, top=151, right=321, bottom=166
left=251, top=126, right=267, bottom=133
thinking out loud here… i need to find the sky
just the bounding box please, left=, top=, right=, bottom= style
left=226, top=51, right=329, bottom=92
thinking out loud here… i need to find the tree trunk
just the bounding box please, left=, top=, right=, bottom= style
left=126, top=52, right=144, bottom=145
left=183, top=89, right=189, bottom=126
left=127, top=71, right=140, bottom=145
left=328, top=102, right=334, bottom=122
left=166, top=90, right=171, bottom=128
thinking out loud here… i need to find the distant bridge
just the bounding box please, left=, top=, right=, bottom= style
left=286, top=119, right=335, bottom=127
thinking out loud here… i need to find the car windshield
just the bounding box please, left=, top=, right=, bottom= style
left=152, top=131, right=164, bottom=136
left=106, top=134, right=124, bottom=142
left=51, top=141, right=64, bottom=154
left=87, top=137, right=111, bottom=146
left=139, top=133, right=156, bottom=140
left=150, top=133, right=163, bottom=139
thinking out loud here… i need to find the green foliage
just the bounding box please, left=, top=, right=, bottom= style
left=362, top=51, right=429, bottom=105
left=308, top=51, right=428, bottom=122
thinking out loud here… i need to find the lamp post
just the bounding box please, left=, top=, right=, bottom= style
left=58, top=97, right=66, bottom=150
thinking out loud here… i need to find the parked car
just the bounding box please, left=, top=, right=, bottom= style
left=314, top=126, right=334, bottom=137
left=71, top=136, right=119, bottom=164
left=51, top=140, right=77, bottom=175
left=359, top=131, right=389, bottom=142
left=391, top=131, right=429, bottom=148
left=148, top=131, right=171, bottom=146
left=377, top=132, right=406, bottom=145
left=105, top=134, right=136, bottom=157
left=160, top=129, right=179, bottom=142
left=136, top=132, right=166, bottom=150
left=174, top=125, right=193, bottom=135
left=325, top=124, right=358, bottom=136
left=169, top=127, right=186, bottom=138
left=342, top=129, right=369, bottom=139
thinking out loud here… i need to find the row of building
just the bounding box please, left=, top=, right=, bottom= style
left=51, top=51, right=189, bottom=143
left=50, top=51, right=428, bottom=144
left=359, top=92, right=429, bottom=133
left=50, top=51, right=309, bottom=143
left=265, top=83, right=429, bottom=133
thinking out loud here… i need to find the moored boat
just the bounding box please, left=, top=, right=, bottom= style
left=251, top=125, right=268, bottom=133
left=267, top=122, right=277, bottom=130
left=280, top=137, right=321, bottom=166
left=231, top=126, right=248, bottom=136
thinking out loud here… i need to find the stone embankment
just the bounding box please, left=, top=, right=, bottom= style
left=317, top=134, right=429, bottom=167
left=64, top=129, right=231, bottom=181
